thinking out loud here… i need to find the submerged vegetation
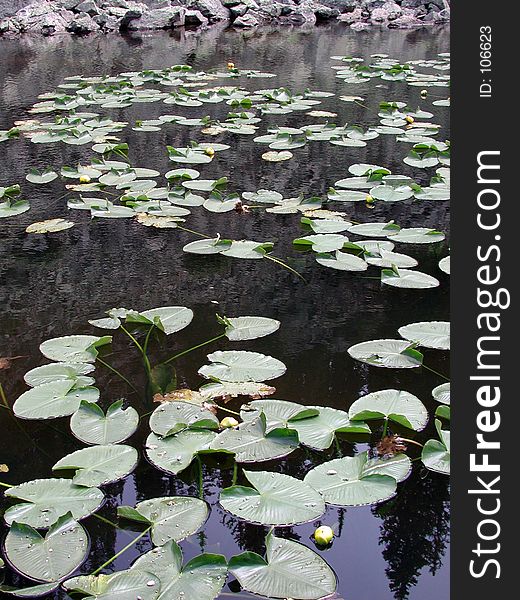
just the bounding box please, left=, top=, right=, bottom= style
left=1, top=37, right=450, bottom=600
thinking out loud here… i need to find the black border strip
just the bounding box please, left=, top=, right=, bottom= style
left=452, top=2, right=515, bottom=596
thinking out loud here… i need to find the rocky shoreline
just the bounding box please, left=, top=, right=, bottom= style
left=0, top=0, right=450, bottom=36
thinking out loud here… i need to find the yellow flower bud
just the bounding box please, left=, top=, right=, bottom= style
left=205, top=146, right=215, bottom=157
left=79, top=175, right=91, bottom=184
left=227, top=62, right=235, bottom=70
left=405, top=115, right=414, bottom=124
left=220, top=416, right=239, bottom=428
left=313, top=526, right=334, bottom=546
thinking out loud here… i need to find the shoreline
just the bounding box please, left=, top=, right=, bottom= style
left=0, top=1, right=450, bottom=37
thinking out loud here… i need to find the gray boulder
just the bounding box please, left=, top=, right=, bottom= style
left=350, top=20, right=370, bottom=30
left=125, top=6, right=186, bottom=29
left=186, top=1, right=230, bottom=22
left=66, top=11, right=99, bottom=32
left=184, top=9, right=208, bottom=26
left=75, top=0, right=100, bottom=15
left=233, top=11, right=259, bottom=26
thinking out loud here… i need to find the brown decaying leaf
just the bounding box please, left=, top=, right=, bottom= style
left=0, top=464, right=9, bottom=473
left=0, top=356, right=26, bottom=370
left=153, top=388, right=205, bottom=405
left=376, top=435, right=408, bottom=457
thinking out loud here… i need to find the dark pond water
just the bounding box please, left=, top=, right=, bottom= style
left=0, top=23, right=450, bottom=600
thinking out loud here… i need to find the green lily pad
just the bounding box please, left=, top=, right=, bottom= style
left=229, top=533, right=336, bottom=600
left=349, top=388, right=428, bottom=431
left=70, top=400, right=139, bottom=445
left=220, top=470, right=325, bottom=526
left=145, top=430, right=217, bottom=476
left=4, top=515, right=88, bottom=583
left=63, top=570, right=161, bottom=600
left=398, top=321, right=450, bottom=350
left=4, top=478, right=104, bottom=528
left=199, top=351, right=286, bottom=383
left=118, top=496, right=208, bottom=546
left=348, top=339, right=423, bottom=368
left=52, top=444, right=138, bottom=487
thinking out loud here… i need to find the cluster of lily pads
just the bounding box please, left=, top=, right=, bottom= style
left=348, top=319, right=451, bottom=475
left=0, top=306, right=449, bottom=598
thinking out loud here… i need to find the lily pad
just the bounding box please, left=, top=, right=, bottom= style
left=149, top=401, right=219, bottom=437
left=39, top=335, right=111, bottom=363
left=145, top=430, right=217, bottom=476
left=315, top=251, right=368, bottom=272
left=24, top=362, right=95, bottom=388
left=229, top=533, right=336, bottom=600
left=118, top=496, right=208, bottom=546
left=131, top=541, right=227, bottom=600
left=126, top=306, right=193, bottom=335
left=209, top=413, right=298, bottom=463
left=199, top=351, right=286, bottom=383
left=52, top=444, right=138, bottom=487
left=4, top=478, right=104, bottom=528
left=4, top=515, right=88, bottom=583
left=349, top=389, right=428, bottom=431
left=381, top=268, right=440, bottom=289
left=14, top=380, right=99, bottom=420
left=220, top=470, right=325, bottom=526
left=223, top=316, right=281, bottom=341
left=70, top=400, right=139, bottom=445
left=348, top=339, right=423, bottom=368
left=432, top=383, right=450, bottom=405
left=439, top=255, right=450, bottom=274
left=63, top=570, right=161, bottom=600
left=398, top=321, right=450, bottom=350
left=304, top=452, right=397, bottom=506
left=26, top=219, right=74, bottom=234
left=422, top=420, right=450, bottom=475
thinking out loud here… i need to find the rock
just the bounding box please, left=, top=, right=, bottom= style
left=0, top=17, right=10, bottom=33
left=186, top=0, right=230, bottom=22
left=75, top=0, right=99, bottom=15
left=371, top=2, right=402, bottom=22
left=230, top=3, right=248, bottom=18
left=350, top=20, right=370, bottom=30
left=93, top=12, right=120, bottom=29
left=387, top=13, right=424, bottom=28
left=66, top=11, right=99, bottom=32
left=184, top=9, right=208, bottom=26
left=233, top=11, right=258, bottom=27
left=125, top=6, right=186, bottom=29
left=337, top=7, right=362, bottom=23
left=59, top=0, right=83, bottom=9
left=314, top=5, right=340, bottom=20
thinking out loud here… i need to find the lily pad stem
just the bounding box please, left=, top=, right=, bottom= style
left=90, top=525, right=152, bottom=576
left=177, top=225, right=209, bottom=238
left=0, top=481, right=13, bottom=488
left=161, top=333, right=227, bottom=366
left=421, top=363, right=450, bottom=381
left=96, top=357, right=139, bottom=394
left=264, top=254, right=307, bottom=282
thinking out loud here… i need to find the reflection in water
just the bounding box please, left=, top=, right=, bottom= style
left=0, top=23, right=450, bottom=599
left=374, top=468, right=450, bottom=600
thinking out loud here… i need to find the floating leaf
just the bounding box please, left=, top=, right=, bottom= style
left=220, top=470, right=324, bottom=526
left=304, top=452, right=397, bottom=506
left=348, top=339, right=423, bottom=368
left=262, top=150, right=293, bottom=162
left=24, top=362, right=95, bottom=388
left=209, top=413, right=298, bottom=463
left=145, top=430, right=216, bottom=476
left=149, top=401, right=219, bottom=437
left=183, top=237, right=232, bottom=255
left=294, top=234, right=348, bottom=253
left=381, top=268, right=440, bottom=289
left=432, top=383, right=450, bottom=405
left=199, top=351, right=286, bottom=383
left=26, top=219, right=74, bottom=234
left=26, top=169, right=58, bottom=185
left=199, top=381, right=276, bottom=401
left=131, top=541, right=227, bottom=600
left=118, top=497, right=208, bottom=546
left=422, top=420, right=450, bottom=475
left=14, top=380, right=99, bottom=420
left=315, top=251, right=368, bottom=272
left=64, top=570, right=160, bottom=600
left=229, top=533, right=336, bottom=600
left=127, top=306, right=193, bottom=335
left=4, top=515, right=88, bottom=583
left=223, top=316, right=280, bottom=341
left=4, top=478, right=104, bottom=528
left=398, top=321, right=450, bottom=350
left=390, top=227, right=445, bottom=244
left=70, top=401, right=139, bottom=445
left=349, top=389, right=428, bottom=431
left=52, top=444, right=138, bottom=487
left=39, top=335, right=111, bottom=363
left=439, top=255, right=450, bottom=274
